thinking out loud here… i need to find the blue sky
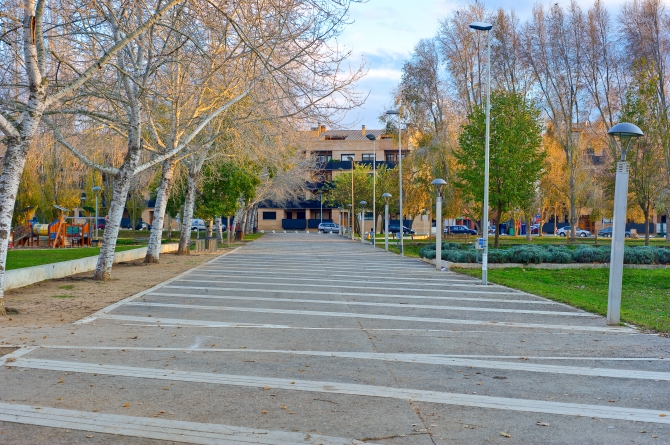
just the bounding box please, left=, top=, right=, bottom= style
left=337, top=0, right=631, bottom=129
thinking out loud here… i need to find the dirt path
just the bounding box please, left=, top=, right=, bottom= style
left=2, top=249, right=234, bottom=327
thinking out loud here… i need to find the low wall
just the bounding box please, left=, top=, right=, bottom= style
left=5, top=243, right=179, bottom=291
left=419, top=258, right=669, bottom=270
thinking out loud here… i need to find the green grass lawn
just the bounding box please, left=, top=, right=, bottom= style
left=454, top=267, right=670, bottom=333
left=7, top=246, right=138, bottom=270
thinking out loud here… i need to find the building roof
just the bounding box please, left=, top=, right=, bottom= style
left=317, top=129, right=388, bottom=141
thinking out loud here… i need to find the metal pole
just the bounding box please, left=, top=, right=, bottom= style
left=373, top=139, right=376, bottom=246
left=398, top=113, right=404, bottom=256
left=351, top=160, right=355, bottom=241
left=361, top=207, right=365, bottom=244
left=95, top=195, right=99, bottom=240
left=227, top=216, right=230, bottom=247
left=482, top=29, right=491, bottom=285
left=384, top=203, right=389, bottom=251
left=436, top=195, right=442, bottom=270
left=320, top=192, right=323, bottom=225
left=607, top=161, right=630, bottom=325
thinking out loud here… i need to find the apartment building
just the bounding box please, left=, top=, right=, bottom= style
left=257, top=125, right=408, bottom=232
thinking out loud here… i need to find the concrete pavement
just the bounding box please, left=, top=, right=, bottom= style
left=1, top=233, right=669, bottom=444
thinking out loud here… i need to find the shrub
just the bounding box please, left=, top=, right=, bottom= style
left=624, top=246, right=657, bottom=265
left=506, top=245, right=545, bottom=264
left=657, top=248, right=670, bottom=265
left=487, top=249, right=509, bottom=263
left=442, top=242, right=463, bottom=250
left=543, top=246, right=573, bottom=263
left=442, top=249, right=477, bottom=263
left=572, top=246, right=609, bottom=263
left=419, top=245, right=436, bottom=259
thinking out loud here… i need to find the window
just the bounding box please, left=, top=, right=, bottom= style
left=386, top=153, right=396, bottom=163
left=325, top=135, right=346, bottom=140
left=316, top=154, right=332, bottom=163
left=341, top=154, right=354, bottom=162
left=263, top=212, right=277, bottom=220
left=362, top=154, right=375, bottom=161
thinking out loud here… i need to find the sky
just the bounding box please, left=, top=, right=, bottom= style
left=336, top=0, right=631, bottom=130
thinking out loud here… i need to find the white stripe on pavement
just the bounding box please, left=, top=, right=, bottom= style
left=147, top=292, right=588, bottom=317
left=0, top=402, right=376, bottom=445
left=10, top=359, right=669, bottom=425
left=124, top=302, right=631, bottom=333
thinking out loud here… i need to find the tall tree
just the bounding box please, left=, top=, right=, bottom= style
left=456, top=91, right=545, bottom=248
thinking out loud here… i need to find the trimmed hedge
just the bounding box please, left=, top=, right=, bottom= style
left=418, top=243, right=670, bottom=265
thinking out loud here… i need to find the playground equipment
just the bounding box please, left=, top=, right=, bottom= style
left=11, top=205, right=92, bottom=249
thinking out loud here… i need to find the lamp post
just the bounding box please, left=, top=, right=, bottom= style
left=338, top=206, right=343, bottom=236
left=348, top=156, right=355, bottom=240
left=386, top=109, right=404, bottom=256
left=366, top=133, right=377, bottom=245
left=382, top=193, right=391, bottom=251
left=469, top=21, right=493, bottom=285
left=360, top=201, right=367, bottom=244
left=92, top=186, right=101, bottom=240
left=346, top=204, right=352, bottom=238
left=432, top=179, right=447, bottom=271
left=319, top=191, right=323, bottom=226
left=606, top=122, right=644, bottom=325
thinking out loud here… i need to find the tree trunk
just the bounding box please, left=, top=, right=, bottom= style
left=240, top=209, right=249, bottom=237
left=216, top=218, right=223, bottom=241
left=666, top=210, right=670, bottom=242
left=145, top=158, right=176, bottom=263
left=207, top=219, right=214, bottom=238
left=94, top=164, right=137, bottom=280
left=644, top=209, right=650, bottom=247
left=0, top=138, right=32, bottom=315
left=227, top=216, right=231, bottom=247
left=494, top=205, right=501, bottom=249
left=569, top=172, right=577, bottom=243
left=525, top=215, right=532, bottom=241
left=177, top=172, right=198, bottom=255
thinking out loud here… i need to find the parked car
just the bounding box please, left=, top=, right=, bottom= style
left=556, top=226, right=591, bottom=237
left=445, top=225, right=477, bottom=235
left=530, top=224, right=540, bottom=235
left=597, top=227, right=630, bottom=238
left=95, top=217, right=106, bottom=230
left=318, top=222, right=340, bottom=233
left=388, top=224, right=415, bottom=235
left=191, top=218, right=207, bottom=231
left=135, top=221, right=148, bottom=230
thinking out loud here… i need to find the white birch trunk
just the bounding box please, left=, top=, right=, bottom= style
left=0, top=139, right=33, bottom=315
left=145, top=158, right=176, bottom=263
left=177, top=172, right=198, bottom=255
left=93, top=144, right=142, bottom=280
left=216, top=218, right=223, bottom=240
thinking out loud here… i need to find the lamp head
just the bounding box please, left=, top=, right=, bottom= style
left=385, top=109, right=399, bottom=115
left=608, top=122, right=643, bottom=161
left=365, top=133, right=376, bottom=141
left=431, top=178, right=447, bottom=197
left=469, top=21, right=493, bottom=31
left=360, top=201, right=367, bottom=206
left=346, top=203, right=351, bottom=208
left=92, top=186, right=102, bottom=192
left=382, top=192, right=391, bottom=203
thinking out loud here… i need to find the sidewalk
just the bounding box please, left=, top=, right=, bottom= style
left=0, top=233, right=668, bottom=444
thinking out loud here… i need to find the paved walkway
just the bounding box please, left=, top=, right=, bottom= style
left=1, top=233, right=669, bottom=444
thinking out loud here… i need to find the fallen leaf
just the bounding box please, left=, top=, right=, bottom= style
left=57, top=380, right=64, bottom=384
left=123, top=403, right=130, bottom=407
left=660, top=414, right=667, bottom=417
left=609, top=400, right=616, bottom=403
left=477, top=382, right=482, bottom=385
left=43, top=336, right=47, bottom=339
left=500, top=432, right=511, bottom=438
left=159, top=410, right=165, bottom=414
left=536, top=422, right=549, bottom=427
left=86, top=435, right=93, bottom=438
left=290, top=382, right=295, bottom=384
left=289, top=412, right=295, bottom=414
left=5, top=358, right=16, bottom=363
left=263, top=386, right=270, bottom=390
left=261, top=410, right=268, bottom=414
left=56, top=398, right=61, bottom=401
left=281, top=405, right=287, bottom=410
left=163, top=387, right=169, bottom=390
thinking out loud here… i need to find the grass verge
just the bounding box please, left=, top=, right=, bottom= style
left=7, top=246, right=138, bottom=270
left=454, top=267, right=670, bottom=333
